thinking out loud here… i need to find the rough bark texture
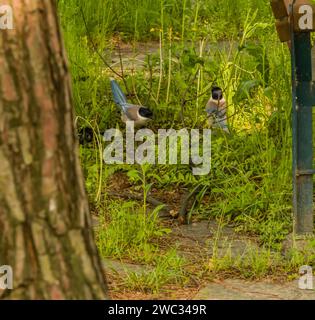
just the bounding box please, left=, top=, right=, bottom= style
left=0, top=0, right=108, bottom=299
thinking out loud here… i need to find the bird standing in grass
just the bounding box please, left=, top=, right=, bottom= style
left=206, top=86, right=229, bottom=133
left=110, top=78, right=153, bottom=127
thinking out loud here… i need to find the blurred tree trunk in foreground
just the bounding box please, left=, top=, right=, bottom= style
left=0, top=0, right=107, bottom=299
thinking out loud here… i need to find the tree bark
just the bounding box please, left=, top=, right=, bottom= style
left=0, top=0, right=108, bottom=299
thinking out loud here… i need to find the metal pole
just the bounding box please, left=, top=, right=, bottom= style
left=292, top=32, right=314, bottom=235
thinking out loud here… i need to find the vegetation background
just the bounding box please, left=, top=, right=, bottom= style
left=57, top=0, right=315, bottom=295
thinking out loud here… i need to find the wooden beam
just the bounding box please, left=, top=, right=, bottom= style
left=271, top=0, right=315, bottom=43
left=270, top=0, right=290, bottom=19
left=275, top=17, right=291, bottom=42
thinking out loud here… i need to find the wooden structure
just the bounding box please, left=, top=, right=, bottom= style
left=271, top=0, right=315, bottom=235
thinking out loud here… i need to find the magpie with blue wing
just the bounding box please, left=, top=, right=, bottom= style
left=206, top=86, right=229, bottom=133
left=110, top=78, right=153, bottom=127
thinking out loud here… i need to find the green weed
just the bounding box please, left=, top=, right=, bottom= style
left=57, top=0, right=312, bottom=288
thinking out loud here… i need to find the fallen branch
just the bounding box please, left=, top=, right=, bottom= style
left=178, top=185, right=202, bottom=224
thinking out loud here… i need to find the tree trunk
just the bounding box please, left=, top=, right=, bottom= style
left=0, top=0, right=108, bottom=299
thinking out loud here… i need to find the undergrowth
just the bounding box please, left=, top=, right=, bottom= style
left=58, top=0, right=315, bottom=292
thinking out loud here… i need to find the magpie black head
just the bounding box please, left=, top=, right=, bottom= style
left=139, top=107, right=153, bottom=119
left=211, top=86, right=223, bottom=100
left=78, top=127, right=94, bottom=145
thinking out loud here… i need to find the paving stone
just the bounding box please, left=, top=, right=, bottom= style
left=102, top=258, right=151, bottom=276
left=194, top=279, right=315, bottom=300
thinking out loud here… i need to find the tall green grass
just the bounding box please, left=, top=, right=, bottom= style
left=58, top=0, right=272, bottom=42
left=59, top=0, right=293, bottom=238
left=57, top=0, right=304, bottom=280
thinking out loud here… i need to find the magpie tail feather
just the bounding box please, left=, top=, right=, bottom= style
left=110, top=79, right=127, bottom=109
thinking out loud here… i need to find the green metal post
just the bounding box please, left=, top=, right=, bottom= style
left=292, top=32, right=314, bottom=235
